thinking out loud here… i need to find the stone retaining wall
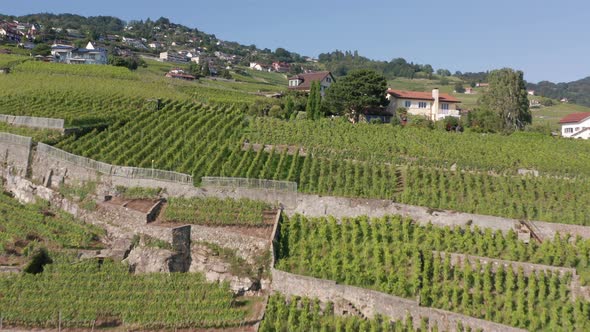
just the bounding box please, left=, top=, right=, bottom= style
left=271, top=269, right=524, bottom=332
left=26, top=145, right=590, bottom=241
left=190, top=224, right=269, bottom=264
left=435, top=251, right=588, bottom=301
left=146, top=199, right=165, bottom=223
left=436, top=251, right=576, bottom=277
left=0, top=139, right=31, bottom=177
left=290, top=194, right=590, bottom=240
left=7, top=137, right=590, bottom=241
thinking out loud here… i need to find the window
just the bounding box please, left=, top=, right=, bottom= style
left=404, top=100, right=411, bottom=108
left=564, top=128, right=574, bottom=133
left=326, top=77, right=331, bottom=83
left=441, top=103, right=449, bottom=110
left=418, top=102, right=427, bottom=108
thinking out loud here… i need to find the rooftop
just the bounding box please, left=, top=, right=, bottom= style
left=387, top=89, right=461, bottom=103
left=288, top=71, right=333, bottom=90
left=559, top=112, right=590, bottom=124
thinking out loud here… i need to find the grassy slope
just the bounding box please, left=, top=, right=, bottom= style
left=138, top=59, right=286, bottom=94
left=531, top=102, right=590, bottom=130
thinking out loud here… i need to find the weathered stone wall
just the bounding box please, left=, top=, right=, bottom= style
left=12, top=140, right=590, bottom=241
left=271, top=269, right=524, bottom=332
left=289, top=194, right=590, bottom=240
left=190, top=224, right=269, bottom=264
left=269, top=210, right=282, bottom=268
left=435, top=251, right=589, bottom=301
left=171, top=225, right=192, bottom=272
left=32, top=150, right=101, bottom=186
left=146, top=199, right=165, bottom=223
left=436, top=251, right=576, bottom=277
left=0, top=140, right=31, bottom=177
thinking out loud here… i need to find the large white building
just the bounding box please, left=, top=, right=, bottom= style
left=51, top=42, right=107, bottom=65
left=559, top=112, right=590, bottom=139
left=160, top=51, right=188, bottom=63
left=386, top=88, right=461, bottom=121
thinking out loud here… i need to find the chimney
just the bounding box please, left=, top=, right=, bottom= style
left=432, top=88, right=440, bottom=121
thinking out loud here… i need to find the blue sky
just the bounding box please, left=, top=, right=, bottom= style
left=2, top=0, right=589, bottom=83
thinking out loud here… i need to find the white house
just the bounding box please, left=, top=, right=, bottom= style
left=288, top=71, right=335, bottom=97
left=160, top=51, right=188, bottom=63
left=559, top=112, right=590, bottom=139
left=148, top=41, right=164, bottom=49
left=51, top=42, right=107, bottom=65
left=249, top=62, right=271, bottom=72
left=191, top=55, right=212, bottom=65
left=386, top=88, right=461, bottom=121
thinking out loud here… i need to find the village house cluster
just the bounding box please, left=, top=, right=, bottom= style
left=0, top=20, right=39, bottom=48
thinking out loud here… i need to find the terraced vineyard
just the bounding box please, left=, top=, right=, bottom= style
left=247, top=118, right=590, bottom=176
left=0, top=193, right=103, bottom=257
left=1, top=57, right=590, bottom=225
left=0, top=122, right=62, bottom=143
left=276, top=214, right=590, bottom=330
left=0, top=257, right=248, bottom=329
left=163, top=196, right=273, bottom=226
left=260, top=294, right=421, bottom=332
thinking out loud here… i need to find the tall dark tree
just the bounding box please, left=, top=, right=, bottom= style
left=306, top=81, right=321, bottom=120
left=201, top=62, right=211, bottom=77
left=324, top=69, right=388, bottom=123
left=479, top=68, right=531, bottom=131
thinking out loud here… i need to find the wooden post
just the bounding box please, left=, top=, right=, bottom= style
left=58, top=311, right=61, bottom=332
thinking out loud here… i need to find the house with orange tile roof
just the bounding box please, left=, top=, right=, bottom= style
left=386, top=88, right=461, bottom=121
left=559, top=112, right=590, bottom=139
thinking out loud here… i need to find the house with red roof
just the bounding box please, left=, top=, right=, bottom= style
left=272, top=62, right=290, bottom=73
left=165, top=68, right=196, bottom=81
left=288, top=71, right=335, bottom=97
left=386, top=88, right=461, bottom=121
left=558, top=112, right=590, bottom=139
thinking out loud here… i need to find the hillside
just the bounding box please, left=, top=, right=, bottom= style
left=2, top=14, right=590, bottom=331
left=528, top=76, right=590, bottom=107
left=0, top=55, right=589, bottom=225
left=0, top=12, right=485, bottom=86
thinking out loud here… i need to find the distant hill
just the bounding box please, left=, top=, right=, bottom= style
left=527, top=77, right=590, bottom=107
left=0, top=12, right=482, bottom=82
left=4, top=11, right=590, bottom=106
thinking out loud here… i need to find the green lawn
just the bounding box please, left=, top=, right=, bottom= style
left=387, top=77, right=485, bottom=110
left=531, top=102, right=590, bottom=130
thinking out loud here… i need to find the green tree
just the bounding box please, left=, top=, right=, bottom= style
left=221, top=68, right=232, bottom=79
left=423, top=64, right=434, bottom=79
left=32, top=43, right=51, bottom=56
left=187, top=62, right=201, bottom=77
left=201, top=62, right=211, bottom=76
left=454, top=82, right=465, bottom=93
left=284, top=97, right=295, bottom=119
left=305, top=81, right=322, bottom=120
left=324, top=69, right=388, bottom=123
left=306, top=81, right=318, bottom=119
left=312, top=82, right=322, bottom=119
left=479, top=68, right=531, bottom=131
